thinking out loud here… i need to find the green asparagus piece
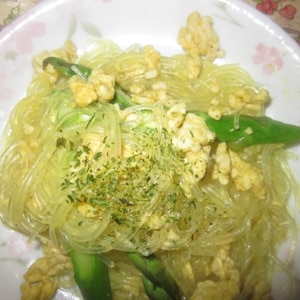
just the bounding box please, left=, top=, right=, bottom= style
left=43, top=56, right=92, bottom=79
left=142, top=276, right=174, bottom=300
left=128, top=252, right=181, bottom=300
left=113, top=85, right=134, bottom=109
left=195, top=112, right=300, bottom=151
left=69, top=250, right=112, bottom=300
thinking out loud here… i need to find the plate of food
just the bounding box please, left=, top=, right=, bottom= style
left=0, top=0, right=300, bottom=299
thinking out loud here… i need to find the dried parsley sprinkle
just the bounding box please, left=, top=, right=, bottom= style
left=59, top=123, right=197, bottom=234
left=67, top=194, right=76, bottom=203
left=56, top=137, right=66, bottom=148
left=111, top=213, right=125, bottom=225
left=85, top=112, right=96, bottom=129
left=93, top=152, right=102, bottom=161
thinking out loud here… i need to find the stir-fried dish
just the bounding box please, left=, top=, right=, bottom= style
left=0, top=12, right=299, bottom=300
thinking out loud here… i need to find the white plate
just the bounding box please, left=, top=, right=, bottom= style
left=0, top=0, right=300, bottom=299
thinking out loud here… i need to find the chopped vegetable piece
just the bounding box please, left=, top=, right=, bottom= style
left=128, top=252, right=181, bottom=300
left=142, top=276, right=174, bottom=300
left=43, top=57, right=92, bottom=79
left=195, top=112, right=300, bottom=151
left=69, top=250, right=112, bottom=300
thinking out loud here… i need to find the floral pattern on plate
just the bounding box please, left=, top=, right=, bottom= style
left=252, top=43, right=284, bottom=74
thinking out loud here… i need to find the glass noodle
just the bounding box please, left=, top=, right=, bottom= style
left=0, top=38, right=298, bottom=299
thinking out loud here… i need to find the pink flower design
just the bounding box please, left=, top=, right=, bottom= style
left=252, top=43, right=284, bottom=74
left=14, top=21, right=46, bottom=54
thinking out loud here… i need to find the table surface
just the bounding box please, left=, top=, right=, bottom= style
left=0, top=0, right=299, bottom=46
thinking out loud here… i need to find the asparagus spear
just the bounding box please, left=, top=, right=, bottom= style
left=195, top=112, right=300, bottom=151
left=128, top=252, right=181, bottom=300
left=43, top=56, right=92, bottom=79
left=142, top=276, right=174, bottom=300
left=69, top=249, right=112, bottom=300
